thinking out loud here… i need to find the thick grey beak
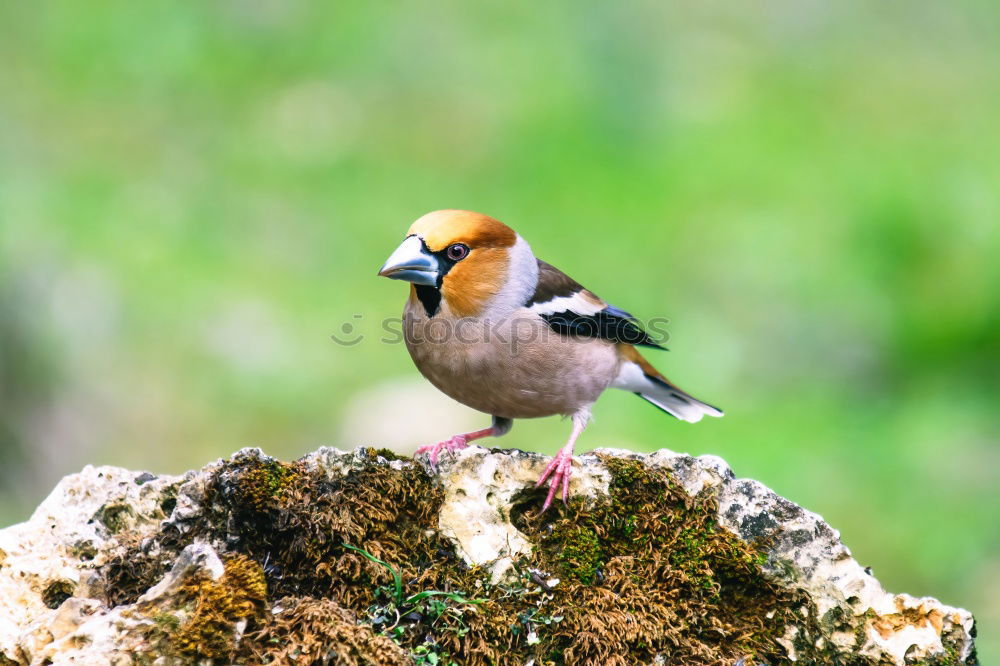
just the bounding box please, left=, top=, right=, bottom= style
left=378, top=235, right=439, bottom=286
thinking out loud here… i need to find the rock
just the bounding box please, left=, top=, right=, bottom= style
left=0, top=446, right=977, bottom=665
left=138, top=542, right=226, bottom=604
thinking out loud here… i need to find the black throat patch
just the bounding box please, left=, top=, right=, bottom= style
left=414, top=284, right=442, bottom=317
left=410, top=236, right=463, bottom=318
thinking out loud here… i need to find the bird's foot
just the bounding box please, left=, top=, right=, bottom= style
left=535, top=448, right=574, bottom=511
left=415, top=434, right=470, bottom=468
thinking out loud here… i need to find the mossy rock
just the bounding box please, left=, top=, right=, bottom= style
left=97, top=451, right=817, bottom=665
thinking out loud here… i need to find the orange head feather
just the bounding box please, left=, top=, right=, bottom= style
left=407, top=210, right=519, bottom=318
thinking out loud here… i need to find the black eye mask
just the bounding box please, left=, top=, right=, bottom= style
left=413, top=237, right=468, bottom=317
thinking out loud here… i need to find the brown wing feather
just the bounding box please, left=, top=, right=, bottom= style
left=526, top=260, right=602, bottom=306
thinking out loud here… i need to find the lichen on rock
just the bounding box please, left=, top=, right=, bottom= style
left=0, top=445, right=978, bottom=665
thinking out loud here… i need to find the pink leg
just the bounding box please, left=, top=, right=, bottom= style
left=416, top=426, right=496, bottom=467
left=535, top=409, right=590, bottom=511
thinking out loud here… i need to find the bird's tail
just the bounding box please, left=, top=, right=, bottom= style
left=612, top=345, right=723, bottom=423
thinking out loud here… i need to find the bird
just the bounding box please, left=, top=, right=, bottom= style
left=378, top=210, right=722, bottom=510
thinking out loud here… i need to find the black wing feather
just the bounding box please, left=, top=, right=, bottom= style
left=529, top=259, right=666, bottom=350
left=540, top=310, right=664, bottom=348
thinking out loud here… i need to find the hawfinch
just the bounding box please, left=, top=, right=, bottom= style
left=378, top=210, right=722, bottom=510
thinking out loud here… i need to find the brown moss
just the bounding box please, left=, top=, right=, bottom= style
left=240, top=596, right=410, bottom=665
left=100, top=451, right=853, bottom=665
left=223, top=456, right=299, bottom=512
left=41, top=579, right=75, bottom=609
left=200, top=453, right=447, bottom=605
left=169, top=554, right=268, bottom=661
left=104, top=533, right=173, bottom=607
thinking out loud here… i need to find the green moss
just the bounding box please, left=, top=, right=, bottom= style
left=365, top=447, right=403, bottom=462
left=69, top=539, right=98, bottom=562
left=158, top=486, right=179, bottom=517
left=605, top=456, right=647, bottom=490
left=151, top=612, right=182, bottom=633
left=549, top=522, right=603, bottom=584
left=668, top=525, right=716, bottom=595
left=512, top=455, right=825, bottom=664
left=93, top=501, right=135, bottom=534
left=853, top=608, right=878, bottom=649
left=229, top=458, right=299, bottom=512
left=913, top=647, right=964, bottom=665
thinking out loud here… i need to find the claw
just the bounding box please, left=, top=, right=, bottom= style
left=535, top=448, right=574, bottom=511
left=415, top=425, right=500, bottom=469
left=415, top=434, right=469, bottom=468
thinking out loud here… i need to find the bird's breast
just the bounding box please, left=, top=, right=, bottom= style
left=401, top=306, right=620, bottom=419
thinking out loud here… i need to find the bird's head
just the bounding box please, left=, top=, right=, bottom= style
left=379, top=210, right=537, bottom=317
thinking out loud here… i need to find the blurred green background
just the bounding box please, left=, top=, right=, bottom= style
left=1, top=0, right=997, bottom=659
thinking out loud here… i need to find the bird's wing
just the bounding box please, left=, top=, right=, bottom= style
left=525, top=259, right=665, bottom=349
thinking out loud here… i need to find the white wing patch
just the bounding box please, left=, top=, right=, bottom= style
left=528, top=292, right=606, bottom=317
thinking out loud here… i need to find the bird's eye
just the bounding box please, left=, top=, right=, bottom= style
left=446, top=244, right=470, bottom=261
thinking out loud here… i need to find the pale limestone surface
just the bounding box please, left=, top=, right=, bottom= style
left=0, top=446, right=977, bottom=665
